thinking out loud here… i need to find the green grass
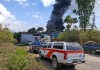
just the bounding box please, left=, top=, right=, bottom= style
left=0, top=43, right=47, bottom=70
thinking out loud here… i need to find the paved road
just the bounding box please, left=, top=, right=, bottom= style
left=35, top=54, right=100, bottom=70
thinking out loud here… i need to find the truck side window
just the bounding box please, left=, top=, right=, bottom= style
left=66, top=43, right=82, bottom=50
left=53, top=43, right=63, bottom=49
left=48, top=43, right=52, bottom=48
left=43, top=44, right=47, bottom=48
left=66, top=45, right=75, bottom=50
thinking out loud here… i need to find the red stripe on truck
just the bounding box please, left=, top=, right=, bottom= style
left=40, top=48, right=84, bottom=58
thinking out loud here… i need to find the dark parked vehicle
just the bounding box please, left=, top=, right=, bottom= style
left=82, top=43, right=100, bottom=54
left=29, top=41, right=42, bottom=52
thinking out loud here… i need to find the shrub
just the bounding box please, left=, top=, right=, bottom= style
left=7, top=49, right=28, bottom=70
left=0, top=28, right=14, bottom=43
left=58, top=30, right=78, bottom=42
left=58, top=30, right=100, bottom=44
left=0, top=43, right=47, bottom=70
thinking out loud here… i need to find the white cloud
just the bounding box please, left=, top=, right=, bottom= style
left=32, top=12, right=43, bottom=20
left=14, top=0, right=29, bottom=6
left=4, top=0, right=29, bottom=6
left=41, top=0, right=55, bottom=7
left=32, top=14, right=43, bottom=20
left=0, top=3, right=31, bottom=32
left=32, top=15, right=39, bottom=18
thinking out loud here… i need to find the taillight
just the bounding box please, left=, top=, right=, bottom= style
left=64, top=54, right=67, bottom=60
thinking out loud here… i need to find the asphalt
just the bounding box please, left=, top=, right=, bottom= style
left=35, top=54, right=100, bottom=70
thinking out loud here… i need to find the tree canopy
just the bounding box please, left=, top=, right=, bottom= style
left=37, top=27, right=44, bottom=33
left=74, top=0, right=95, bottom=31
left=27, top=27, right=36, bottom=34
left=64, top=15, right=78, bottom=30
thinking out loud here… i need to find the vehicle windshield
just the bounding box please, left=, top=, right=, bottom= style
left=32, top=41, right=42, bottom=46
left=66, top=42, right=83, bottom=50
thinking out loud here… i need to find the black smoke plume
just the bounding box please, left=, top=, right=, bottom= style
left=47, top=0, right=71, bottom=33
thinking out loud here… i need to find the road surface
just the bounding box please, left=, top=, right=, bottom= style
left=35, top=54, right=100, bottom=70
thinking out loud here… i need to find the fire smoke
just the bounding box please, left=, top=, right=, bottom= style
left=47, top=0, right=71, bottom=33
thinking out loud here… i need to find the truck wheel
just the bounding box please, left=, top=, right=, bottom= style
left=69, top=65, right=75, bottom=68
left=52, top=57, right=60, bottom=69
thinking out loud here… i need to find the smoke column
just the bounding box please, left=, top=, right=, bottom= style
left=47, top=0, right=71, bottom=33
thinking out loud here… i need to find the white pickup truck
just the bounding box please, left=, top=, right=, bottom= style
left=39, top=42, right=85, bottom=69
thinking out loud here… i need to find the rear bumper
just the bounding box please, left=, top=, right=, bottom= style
left=30, top=46, right=40, bottom=51
left=66, top=59, right=85, bottom=65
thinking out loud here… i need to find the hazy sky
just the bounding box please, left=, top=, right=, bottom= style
left=0, top=0, right=100, bottom=32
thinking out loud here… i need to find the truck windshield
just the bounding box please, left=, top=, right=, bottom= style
left=66, top=43, right=83, bottom=50
left=32, top=41, right=42, bottom=46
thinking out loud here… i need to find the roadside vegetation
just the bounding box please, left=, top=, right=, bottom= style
left=0, top=43, right=47, bottom=70
left=58, top=30, right=100, bottom=44
left=0, top=24, right=14, bottom=43
left=0, top=24, right=47, bottom=70
left=0, top=0, right=99, bottom=69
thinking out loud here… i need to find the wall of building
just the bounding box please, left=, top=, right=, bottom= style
left=21, top=34, right=35, bottom=43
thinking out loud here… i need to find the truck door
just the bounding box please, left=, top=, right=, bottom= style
left=44, top=43, right=52, bottom=57
left=53, top=42, right=64, bottom=62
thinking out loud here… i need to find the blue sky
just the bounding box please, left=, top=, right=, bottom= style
left=0, top=0, right=100, bottom=32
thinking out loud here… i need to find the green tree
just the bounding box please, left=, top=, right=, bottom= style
left=91, top=12, right=96, bottom=30
left=27, top=27, right=36, bottom=34
left=66, top=24, right=71, bottom=31
left=37, top=27, right=44, bottom=33
left=64, top=15, right=73, bottom=30
left=74, top=0, right=95, bottom=32
left=74, top=25, right=78, bottom=30
left=72, top=18, right=78, bottom=29
left=14, top=32, right=21, bottom=43
left=64, top=15, right=78, bottom=30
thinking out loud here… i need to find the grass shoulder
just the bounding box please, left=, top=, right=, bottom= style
left=0, top=43, right=47, bottom=70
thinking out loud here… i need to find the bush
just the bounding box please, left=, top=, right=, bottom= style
left=58, top=30, right=100, bottom=44
left=0, top=43, right=47, bottom=70
left=7, top=49, right=28, bottom=70
left=0, top=28, right=14, bottom=43
left=6, top=47, right=47, bottom=70
left=58, top=30, right=78, bottom=42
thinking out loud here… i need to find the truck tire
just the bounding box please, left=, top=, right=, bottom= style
left=69, top=65, right=75, bottom=68
left=52, top=56, right=60, bottom=69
